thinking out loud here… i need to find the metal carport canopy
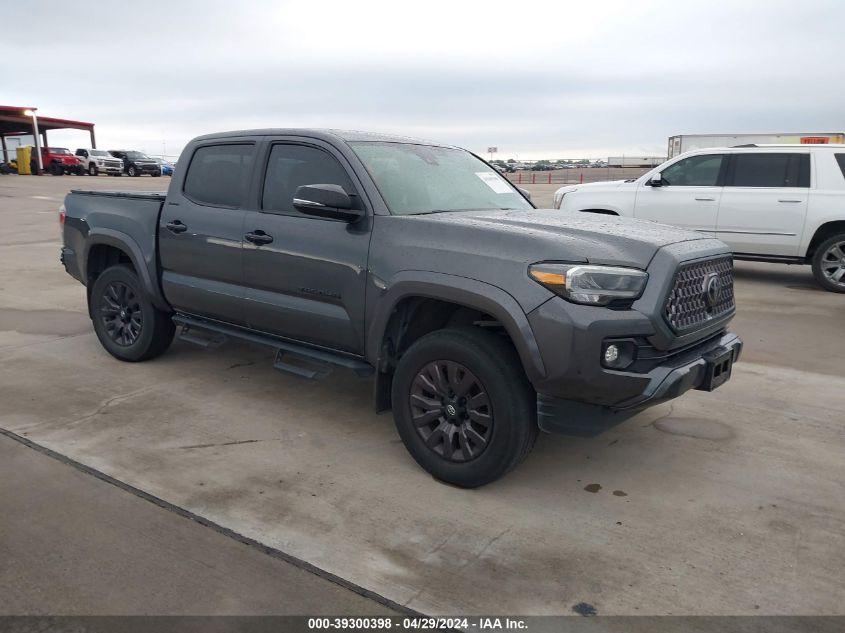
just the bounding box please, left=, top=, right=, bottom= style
left=0, top=105, right=96, bottom=170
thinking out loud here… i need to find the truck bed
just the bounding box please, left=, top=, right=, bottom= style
left=62, top=189, right=168, bottom=302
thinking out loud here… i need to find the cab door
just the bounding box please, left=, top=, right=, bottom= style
left=240, top=139, right=371, bottom=353
left=715, top=152, right=810, bottom=257
left=633, top=153, right=727, bottom=234
left=158, top=141, right=256, bottom=325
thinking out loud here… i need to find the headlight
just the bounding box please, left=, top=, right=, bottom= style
left=528, top=263, right=648, bottom=306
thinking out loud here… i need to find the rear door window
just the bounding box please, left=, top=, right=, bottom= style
left=183, top=144, right=254, bottom=207
left=728, top=153, right=809, bottom=188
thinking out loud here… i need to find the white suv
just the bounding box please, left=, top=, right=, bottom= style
left=74, top=148, right=124, bottom=176
left=554, top=145, right=845, bottom=292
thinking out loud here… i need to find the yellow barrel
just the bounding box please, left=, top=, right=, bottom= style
left=16, top=146, right=32, bottom=175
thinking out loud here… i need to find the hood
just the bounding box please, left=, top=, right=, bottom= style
left=556, top=179, right=632, bottom=194
left=373, top=209, right=727, bottom=313
left=395, top=208, right=714, bottom=269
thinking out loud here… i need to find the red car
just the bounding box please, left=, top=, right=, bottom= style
left=32, top=147, right=83, bottom=176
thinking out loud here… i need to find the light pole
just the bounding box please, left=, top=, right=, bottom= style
left=23, top=109, right=43, bottom=175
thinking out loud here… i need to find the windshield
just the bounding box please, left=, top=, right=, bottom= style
left=350, top=142, right=532, bottom=215
left=50, top=148, right=71, bottom=155
left=126, top=151, right=149, bottom=159
left=90, top=150, right=111, bottom=157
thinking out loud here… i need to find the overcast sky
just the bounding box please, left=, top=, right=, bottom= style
left=4, top=0, right=844, bottom=160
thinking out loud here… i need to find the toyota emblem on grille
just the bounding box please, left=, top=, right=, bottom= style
left=703, top=272, right=722, bottom=308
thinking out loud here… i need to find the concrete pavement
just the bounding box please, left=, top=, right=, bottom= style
left=0, top=432, right=399, bottom=615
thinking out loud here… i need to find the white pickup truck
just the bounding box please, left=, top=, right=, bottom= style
left=554, top=145, right=845, bottom=292
left=74, top=148, right=125, bottom=176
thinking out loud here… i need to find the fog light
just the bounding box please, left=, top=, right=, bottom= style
left=601, top=340, right=636, bottom=369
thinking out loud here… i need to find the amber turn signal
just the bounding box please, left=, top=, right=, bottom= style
left=528, top=269, right=566, bottom=287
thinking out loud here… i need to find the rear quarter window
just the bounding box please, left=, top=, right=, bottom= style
left=183, top=144, right=254, bottom=207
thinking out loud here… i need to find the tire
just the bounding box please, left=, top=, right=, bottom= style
left=811, top=234, right=845, bottom=293
left=391, top=326, right=537, bottom=488
left=51, top=162, right=63, bottom=176
left=88, top=163, right=98, bottom=176
left=152, top=170, right=161, bottom=177
left=128, top=165, right=138, bottom=177
left=89, top=264, right=175, bottom=362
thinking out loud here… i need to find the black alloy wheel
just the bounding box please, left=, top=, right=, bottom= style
left=410, top=360, right=493, bottom=462
left=89, top=264, right=175, bottom=362
left=391, top=326, right=537, bottom=488
left=99, top=281, right=143, bottom=346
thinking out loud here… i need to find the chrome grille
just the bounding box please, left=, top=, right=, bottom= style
left=664, top=256, right=734, bottom=333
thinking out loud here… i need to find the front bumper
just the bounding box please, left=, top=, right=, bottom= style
left=535, top=331, right=742, bottom=436
left=99, top=162, right=123, bottom=174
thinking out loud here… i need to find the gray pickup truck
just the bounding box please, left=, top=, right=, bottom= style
left=60, top=129, right=742, bottom=487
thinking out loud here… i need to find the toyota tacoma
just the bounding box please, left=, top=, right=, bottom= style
left=60, top=129, right=742, bottom=487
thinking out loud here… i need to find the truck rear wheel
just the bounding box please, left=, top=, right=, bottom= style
left=89, top=265, right=175, bottom=362
left=811, top=234, right=845, bottom=293
left=391, top=326, right=537, bottom=488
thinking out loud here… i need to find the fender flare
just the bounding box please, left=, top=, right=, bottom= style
left=366, top=271, right=547, bottom=382
left=83, top=228, right=169, bottom=310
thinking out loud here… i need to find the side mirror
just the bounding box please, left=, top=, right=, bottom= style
left=517, top=187, right=532, bottom=201
left=293, top=184, right=363, bottom=222
left=648, top=172, right=663, bottom=187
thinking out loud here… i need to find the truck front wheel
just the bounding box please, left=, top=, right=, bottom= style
left=391, top=326, right=537, bottom=488
left=811, top=234, right=845, bottom=293
left=89, top=265, right=175, bottom=362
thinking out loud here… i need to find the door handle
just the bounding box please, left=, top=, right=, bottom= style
left=778, top=199, right=802, bottom=203
left=245, top=230, right=274, bottom=245
left=165, top=220, right=187, bottom=233
left=694, top=197, right=716, bottom=201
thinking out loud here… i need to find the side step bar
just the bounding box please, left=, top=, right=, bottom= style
left=173, top=314, right=374, bottom=380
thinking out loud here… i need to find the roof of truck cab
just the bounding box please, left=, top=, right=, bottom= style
left=190, top=128, right=457, bottom=148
